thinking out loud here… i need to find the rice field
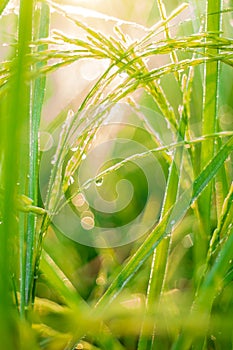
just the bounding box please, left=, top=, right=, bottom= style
left=0, top=0, right=233, bottom=349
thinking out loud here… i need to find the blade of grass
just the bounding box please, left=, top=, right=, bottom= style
left=0, top=104, right=18, bottom=347
left=25, top=2, right=50, bottom=310
left=39, top=251, right=96, bottom=349
left=40, top=250, right=88, bottom=310
left=0, top=0, right=34, bottom=344
left=16, top=0, right=35, bottom=318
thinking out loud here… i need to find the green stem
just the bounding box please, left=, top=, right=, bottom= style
left=196, top=0, right=222, bottom=277
left=16, top=0, right=34, bottom=317
left=0, top=104, right=17, bottom=346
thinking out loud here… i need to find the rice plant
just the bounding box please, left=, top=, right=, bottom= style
left=0, top=0, right=233, bottom=349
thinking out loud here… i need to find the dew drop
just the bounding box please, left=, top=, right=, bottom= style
left=67, top=109, right=74, bottom=120
left=68, top=176, right=75, bottom=186
left=51, top=155, right=57, bottom=165
left=81, top=154, right=86, bottom=160
left=85, top=182, right=91, bottom=189
left=166, top=150, right=173, bottom=157
left=71, top=146, right=79, bottom=152
left=178, top=105, right=184, bottom=115
left=95, top=178, right=103, bottom=187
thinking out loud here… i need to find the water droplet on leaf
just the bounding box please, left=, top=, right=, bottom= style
left=71, top=146, right=79, bottom=152
left=51, top=155, right=57, bottom=165
left=95, top=178, right=103, bottom=187
left=68, top=176, right=75, bottom=186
